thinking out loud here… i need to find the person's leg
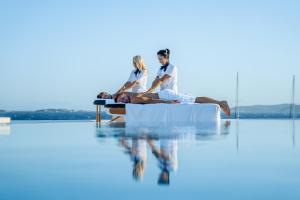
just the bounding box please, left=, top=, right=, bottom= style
left=195, top=97, right=231, bottom=116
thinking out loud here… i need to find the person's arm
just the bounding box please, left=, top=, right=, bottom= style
left=147, top=139, right=161, bottom=159
left=132, top=96, right=179, bottom=104
left=119, top=138, right=132, bottom=152
left=115, top=81, right=137, bottom=94
left=146, top=75, right=171, bottom=93
left=115, top=71, right=139, bottom=94
left=147, top=139, right=170, bottom=160
left=146, top=65, right=176, bottom=93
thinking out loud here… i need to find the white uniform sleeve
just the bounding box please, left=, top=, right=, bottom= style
left=165, top=65, right=176, bottom=77
left=127, top=70, right=136, bottom=82
left=157, top=68, right=162, bottom=77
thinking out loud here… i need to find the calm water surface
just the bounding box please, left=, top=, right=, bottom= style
left=0, top=120, right=299, bottom=200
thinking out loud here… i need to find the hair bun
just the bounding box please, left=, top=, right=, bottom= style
left=157, top=48, right=171, bottom=58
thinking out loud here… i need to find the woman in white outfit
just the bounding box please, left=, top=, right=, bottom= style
left=146, top=49, right=178, bottom=94
left=115, top=55, right=148, bottom=94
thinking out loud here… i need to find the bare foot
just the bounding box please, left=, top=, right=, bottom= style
left=220, top=101, right=231, bottom=116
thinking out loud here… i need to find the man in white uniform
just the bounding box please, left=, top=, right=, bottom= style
left=97, top=90, right=231, bottom=116
left=113, top=91, right=231, bottom=116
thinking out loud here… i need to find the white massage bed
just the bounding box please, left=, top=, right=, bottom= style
left=93, top=99, right=221, bottom=124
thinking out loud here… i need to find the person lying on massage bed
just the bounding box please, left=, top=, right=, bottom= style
left=97, top=90, right=231, bottom=116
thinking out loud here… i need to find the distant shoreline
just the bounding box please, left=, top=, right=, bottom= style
left=0, top=104, right=299, bottom=120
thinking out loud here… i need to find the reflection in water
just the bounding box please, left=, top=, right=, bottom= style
left=292, top=119, right=296, bottom=148
left=148, top=138, right=178, bottom=185
left=119, top=137, right=147, bottom=181
left=0, top=125, right=10, bottom=136
left=236, top=119, right=239, bottom=153
left=96, top=121, right=231, bottom=186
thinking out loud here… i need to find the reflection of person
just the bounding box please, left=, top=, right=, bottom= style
left=119, top=137, right=147, bottom=181
left=147, top=139, right=178, bottom=185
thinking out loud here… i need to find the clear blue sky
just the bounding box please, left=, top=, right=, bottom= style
left=0, top=0, right=299, bottom=110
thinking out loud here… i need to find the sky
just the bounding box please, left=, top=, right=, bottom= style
left=0, top=0, right=299, bottom=110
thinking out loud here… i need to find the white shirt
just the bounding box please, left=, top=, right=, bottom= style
left=157, top=64, right=178, bottom=93
left=128, top=69, right=148, bottom=93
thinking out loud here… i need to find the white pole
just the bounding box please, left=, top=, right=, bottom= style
left=290, top=75, right=296, bottom=119
left=235, top=72, right=239, bottom=119
left=292, top=75, right=295, bottom=120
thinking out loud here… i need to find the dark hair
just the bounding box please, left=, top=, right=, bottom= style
left=158, top=169, right=170, bottom=185
left=114, top=93, right=122, bottom=102
left=157, top=48, right=170, bottom=59
left=97, top=92, right=112, bottom=99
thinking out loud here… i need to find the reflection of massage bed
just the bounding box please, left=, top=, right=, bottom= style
left=94, top=99, right=221, bottom=124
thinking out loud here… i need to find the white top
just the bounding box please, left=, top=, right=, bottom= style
left=128, top=69, right=148, bottom=93
left=157, top=64, right=178, bottom=93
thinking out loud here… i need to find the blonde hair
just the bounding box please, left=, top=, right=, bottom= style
left=133, top=161, right=145, bottom=181
left=133, top=55, right=147, bottom=71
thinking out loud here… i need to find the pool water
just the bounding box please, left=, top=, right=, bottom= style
left=0, top=120, right=299, bottom=199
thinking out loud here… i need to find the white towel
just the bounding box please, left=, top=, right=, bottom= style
left=125, top=103, right=221, bottom=125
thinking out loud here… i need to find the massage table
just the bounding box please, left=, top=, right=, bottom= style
left=93, top=99, right=221, bottom=125
left=93, top=99, right=125, bottom=123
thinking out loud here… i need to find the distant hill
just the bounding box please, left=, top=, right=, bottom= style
left=224, top=104, right=299, bottom=119
left=0, top=104, right=299, bottom=120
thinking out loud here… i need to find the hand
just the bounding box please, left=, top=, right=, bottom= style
left=136, top=92, right=146, bottom=97
left=145, top=88, right=154, bottom=93
left=167, top=100, right=180, bottom=104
